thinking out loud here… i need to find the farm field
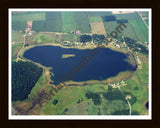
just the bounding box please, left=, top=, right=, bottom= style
left=32, top=12, right=63, bottom=32
left=90, top=22, right=106, bottom=35
left=62, top=12, right=76, bottom=32
left=114, top=12, right=141, bottom=20
left=87, top=11, right=112, bottom=17
left=12, top=12, right=46, bottom=31
left=104, top=21, right=118, bottom=34
left=12, top=12, right=46, bottom=22
left=12, top=21, right=26, bottom=31
left=74, top=12, right=91, bottom=33
left=104, top=18, right=148, bottom=42
left=129, top=20, right=148, bottom=42
left=88, top=16, right=102, bottom=23
left=12, top=31, right=24, bottom=43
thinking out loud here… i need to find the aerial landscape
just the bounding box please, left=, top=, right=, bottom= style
left=10, top=9, right=150, bottom=117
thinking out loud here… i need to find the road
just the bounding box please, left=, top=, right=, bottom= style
left=118, top=86, right=132, bottom=115
left=138, top=12, right=149, bottom=29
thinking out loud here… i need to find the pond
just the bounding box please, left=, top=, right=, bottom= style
left=145, top=101, right=149, bottom=109
left=23, top=45, right=136, bottom=84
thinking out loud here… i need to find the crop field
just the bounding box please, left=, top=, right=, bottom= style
left=32, top=12, right=63, bottom=32
left=12, top=12, right=46, bottom=22
left=104, top=18, right=148, bottom=42
left=12, top=21, right=26, bottom=31
left=104, top=21, right=118, bottom=34
left=74, top=12, right=91, bottom=33
left=12, top=31, right=24, bottom=42
left=12, top=12, right=45, bottom=31
left=129, top=20, right=148, bottom=42
left=114, top=12, right=141, bottom=20
left=87, top=12, right=112, bottom=17
left=121, top=22, right=138, bottom=40
left=62, top=12, right=76, bottom=32
left=46, top=12, right=63, bottom=32
left=90, top=22, right=106, bottom=35
left=88, top=17, right=102, bottom=23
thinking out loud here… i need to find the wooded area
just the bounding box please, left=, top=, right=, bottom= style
left=12, top=61, right=43, bottom=101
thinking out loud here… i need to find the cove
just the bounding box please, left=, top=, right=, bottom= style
left=23, top=45, right=136, bottom=85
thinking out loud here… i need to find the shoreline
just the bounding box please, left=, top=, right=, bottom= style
left=17, top=42, right=137, bottom=89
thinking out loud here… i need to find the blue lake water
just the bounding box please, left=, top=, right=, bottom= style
left=145, top=101, right=149, bottom=109
left=23, top=45, right=136, bottom=84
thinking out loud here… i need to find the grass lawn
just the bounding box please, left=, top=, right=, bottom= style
left=88, top=16, right=102, bottom=23
left=62, top=12, right=76, bottom=32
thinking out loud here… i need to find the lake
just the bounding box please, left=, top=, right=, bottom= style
left=23, top=45, right=136, bottom=84
left=145, top=101, right=149, bottom=109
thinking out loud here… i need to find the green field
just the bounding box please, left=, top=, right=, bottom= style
left=104, top=21, right=118, bottom=34
left=34, top=34, right=55, bottom=43
left=88, top=16, right=102, bottom=23
left=104, top=19, right=148, bottom=42
left=12, top=11, right=149, bottom=116
left=32, top=12, right=63, bottom=32
left=62, top=12, right=76, bottom=32
left=12, top=43, right=23, bottom=61
left=12, top=21, right=26, bottom=31
left=121, top=53, right=149, bottom=114
left=87, top=12, right=112, bottom=17
left=12, top=12, right=46, bottom=22
left=12, top=31, right=24, bottom=42
left=144, top=19, right=149, bottom=26
left=62, top=34, right=80, bottom=42
left=114, top=12, right=141, bottom=20
left=129, top=20, right=148, bottom=42
left=74, top=12, right=91, bottom=33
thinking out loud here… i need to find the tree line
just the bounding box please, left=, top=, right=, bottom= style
left=12, top=61, right=43, bottom=101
